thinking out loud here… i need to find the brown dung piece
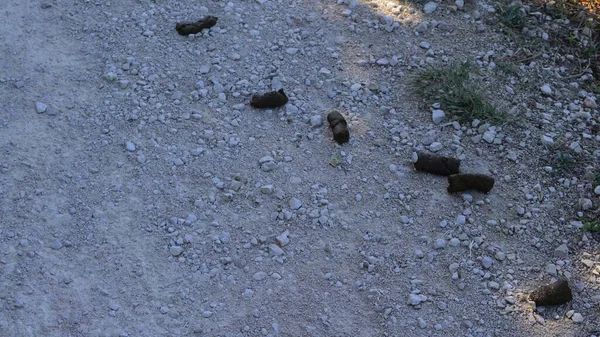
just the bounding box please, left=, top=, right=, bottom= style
left=413, top=151, right=460, bottom=176
left=529, top=279, right=573, bottom=306
left=175, top=16, right=218, bottom=36
left=250, top=89, right=289, bottom=108
left=327, top=111, right=350, bottom=144
left=447, top=173, right=495, bottom=193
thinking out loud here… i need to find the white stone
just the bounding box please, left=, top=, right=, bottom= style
left=540, top=84, right=552, bottom=96
left=432, top=109, right=445, bottom=124
left=376, top=58, right=389, bottom=65
left=541, top=135, right=555, bottom=147
left=35, top=102, right=47, bottom=113
left=429, top=142, right=443, bottom=152
left=482, top=131, right=495, bottom=143
left=455, top=0, right=464, bottom=9
left=125, top=141, right=136, bottom=152
left=571, top=313, right=584, bottom=323
left=285, top=48, right=298, bottom=55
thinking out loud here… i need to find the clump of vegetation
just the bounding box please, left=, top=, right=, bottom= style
left=498, top=4, right=526, bottom=29
left=582, top=220, right=600, bottom=232
left=542, top=142, right=593, bottom=176
left=410, top=62, right=505, bottom=124
left=329, top=153, right=343, bottom=167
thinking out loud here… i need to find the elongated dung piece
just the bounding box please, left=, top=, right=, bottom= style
left=447, top=173, right=494, bottom=193
left=250, top=89, right=288, bottom=108
left=413, top=151, right=460, bottom=176
left=176, top=16, right=218, bottom=36
left=529, top=279, right=573, bottom=306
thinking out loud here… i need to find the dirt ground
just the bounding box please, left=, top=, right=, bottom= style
left=1, top=0, right=599, bottom=336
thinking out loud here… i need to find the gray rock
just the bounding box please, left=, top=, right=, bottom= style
left=434, top=239, right=446, bottom=249
left=276, top=231, right=290, bottom=247
left=541, top=135, right=555, bottom=147
left=481, top=256, right=493, bottom=269
left=260, top=185, right=274, bottom=194
left=199, top=65, right=211, bottom=74
left=310, top=115, right=323, bottom=127
left=49, top=240, right=63, bottom=250
left=554, top=244, right=569, bottom=259
left=415, top=21, right=429, bottom=33
left=269, top=244, right=285, bottom=256
left=584, top=96, right=598, bottom=109
left=408, top=293, right=427, bottom=306
left=579, top=198, right=592, bottom=211
left=482, top=131, right=495, bottom=143
left=494, top=251, right=506, bottom=261
left=429, top=142, right=443, bottom=152
left=455, top=0, right=464, bottom=9
left=571, top=313, right=584, bottom=323
left=546, top=263, right=557, bottom=276
left=170, top=246, right=184, bottom=256
left=289, top=197, right=302, bottom=210
left=424, top=2, right=438, bottom=14
left=46, top=106, right=57, bottom=116
left=253, top=271, right=267, bottom=280
left=285, top=48, right=298, bottom=55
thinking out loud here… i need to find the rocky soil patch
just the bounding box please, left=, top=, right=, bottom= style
left=0, top=0, right=599, bottom=336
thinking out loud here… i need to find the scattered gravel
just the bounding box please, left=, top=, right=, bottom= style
left=1, top=0, right=598, bottom=336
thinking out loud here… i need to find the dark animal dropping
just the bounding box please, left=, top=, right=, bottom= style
left=176, top=16, right=218, bottom=36
left=327, top=111, right=350, bottom=144
left=529, top=279, right=573, bottom=306
left=413, top=151, right=460, bottom=176
left=447, top=174, right=495, bottom=193
left=250, top=89, right=288, bottom=108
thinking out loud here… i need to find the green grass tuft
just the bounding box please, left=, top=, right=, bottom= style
left=582, top=220, right=600, bottom=232
left=498, top=5, right=526, bottom=29
left=410, top=62, right=505, bottom=124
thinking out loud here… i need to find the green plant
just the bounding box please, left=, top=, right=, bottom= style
left=542, top=142, right=591, bottom=176
left=498, top=5, right=526, bottom=29
left=410, top=62, right=505, bottom=124
left=496, top=61, right=516, bottom=75
left=329, top=154, right=343, bottom=167
left=582, top=220, right=600, bottom=232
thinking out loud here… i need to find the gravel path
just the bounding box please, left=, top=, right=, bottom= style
left=1, top=0, right=599, bottom=336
